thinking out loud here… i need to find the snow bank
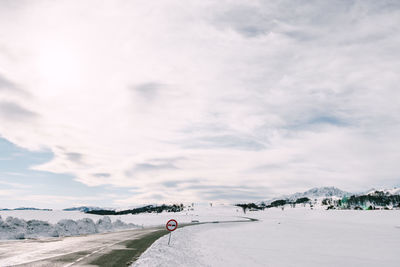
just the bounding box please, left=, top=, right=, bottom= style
left=0, top=203, right=241, bottom=227
left=0, top=215, right=138, bottom=240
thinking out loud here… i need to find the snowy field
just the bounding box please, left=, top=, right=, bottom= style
left=134, top=208, right=400, bottom=267
left=2, top=204, right=400, bottom=266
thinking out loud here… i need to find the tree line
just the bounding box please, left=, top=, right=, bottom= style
left=86, top=204, right=184, bottom=215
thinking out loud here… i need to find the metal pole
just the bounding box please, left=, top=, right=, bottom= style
left=168, top=232, right=172, bottom=245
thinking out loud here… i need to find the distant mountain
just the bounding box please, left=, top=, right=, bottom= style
left=265, top=186, right=352, bottom=204
left=288, top=186, right=352, bottom=200
left=0, top=207, right=52, bottom=211
left=244, top=186, right=400, bottom=211
left=14, top=207, right=52, bottom=211
left=63, top=206, right=108, bottom=212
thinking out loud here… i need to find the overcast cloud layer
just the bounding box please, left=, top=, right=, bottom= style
left=0, top=0, right=399, bottom=206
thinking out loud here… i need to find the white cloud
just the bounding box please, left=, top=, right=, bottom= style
left=0, top=0, right=399, bottom=203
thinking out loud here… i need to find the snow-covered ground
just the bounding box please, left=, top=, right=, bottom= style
left=0, top=204, right=241, bottom=240
left=0, top=203, right=239, bottom=225
left=134, top=208, right=400, bottom=267
left=3, top=203, right=400, bottom=266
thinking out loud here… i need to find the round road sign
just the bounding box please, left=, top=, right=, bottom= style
left=166, top=219, right=178, bottom=231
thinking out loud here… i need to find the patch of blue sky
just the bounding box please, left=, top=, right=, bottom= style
left=181, top=134, right=266, bottom=151
left=308, top=116, right=347, bottom=126
left=284, top=115, right=348, bottom=132
left=0, top=137, right=132, bottom=208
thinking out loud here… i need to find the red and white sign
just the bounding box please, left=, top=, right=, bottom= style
left=166, top=219, right=178, bottom=231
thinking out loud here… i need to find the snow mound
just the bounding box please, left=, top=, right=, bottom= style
left=0, top=215, right=138, bottom=240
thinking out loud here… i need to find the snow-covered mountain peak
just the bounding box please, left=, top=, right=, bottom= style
left=271, top=186, right=352, bottom=202
left=301, top=186, right=351, bottom=198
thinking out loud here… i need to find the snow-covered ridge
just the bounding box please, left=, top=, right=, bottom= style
left=364, top=188, right=400, bottom=196
left=277, top=186, right=400, bottom=202
left=0, top=207, right=52, bottom=211
left=0, top=215, right=138, bottom=240
left=63, top=206, right=107, bottom=212
left=252, top=187, right=400, bottom=210
left=264, top=186, right=351, bottom=204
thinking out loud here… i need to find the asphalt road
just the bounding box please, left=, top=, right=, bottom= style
left=0, top=218, right=255, bottom=267
left=0, top=227, right=168, bottom=267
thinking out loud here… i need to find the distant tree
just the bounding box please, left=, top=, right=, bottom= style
left=242, top=206, right=248, bottom=213
left=295, top=197, right=310, bottom=204
left=235, top=203, right=263, bottom=213
left=86, top=204, right=184, bottom=215
left=322, top=198, right=331, bottom=205
left=270, top=199, right=287, bottom=207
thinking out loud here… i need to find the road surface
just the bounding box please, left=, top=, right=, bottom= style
left=0, top=218, right=255, bottom=266
left=0, top=227, right=167, bottom=266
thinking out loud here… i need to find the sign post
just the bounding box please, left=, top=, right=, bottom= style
left=166, top=219, right=178, bottom=245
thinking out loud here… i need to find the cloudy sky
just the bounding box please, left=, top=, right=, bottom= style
left=0, top=0, right=399, bottom=208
